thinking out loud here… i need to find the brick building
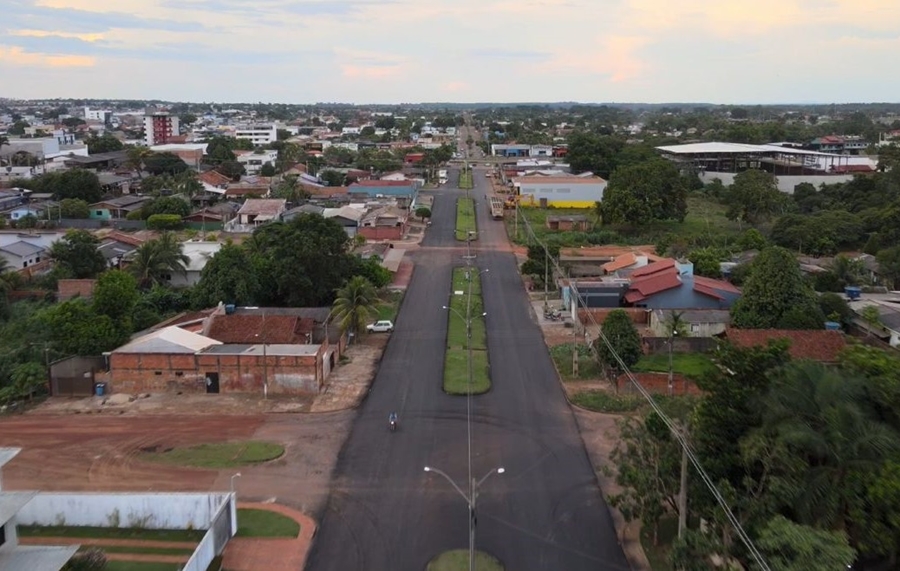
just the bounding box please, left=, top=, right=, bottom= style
left=108, top=305, right=345, bottom=395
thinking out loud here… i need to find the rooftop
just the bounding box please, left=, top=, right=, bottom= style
left=236, top=198, right=286, bottom=218
left=201, top=343, right=320, bottom=356
left=656, top=141, right=840, bottom=157
left=114, top=326, right=221, bottom=354
left=513, top=176, right=606, bottom=184
left=624, top=272, right=683, bottom=303
left=0, top=240, right=44, bottom=257
left=630, top=258, right=676, bottom=279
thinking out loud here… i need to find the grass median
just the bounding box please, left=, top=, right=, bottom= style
left=458, top=169, right=474, bottom=190
left=443, top=267, right=490, bottom=395
left=455, top=196, right=476, bottom=241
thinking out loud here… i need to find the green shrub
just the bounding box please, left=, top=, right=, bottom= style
left=146, top=214, right=183, bottom=230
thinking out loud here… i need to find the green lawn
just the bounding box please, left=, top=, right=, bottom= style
left=633, top=353, right=716, bottom=379
left=549, top=343, right=602, bottom=380
left=17, top=525, right=205, bottom=542
left=427, top=549, right=504, bottom=571
left=376, top=291, right=404, bottom=322
left=443, top=268, right=490, bottom=394
left=443, top=348, right=490, bottom=395
left=458, top=170, right=474, bottom=190
left=142, top=441, right=284, bottom=469
left=505, top=193, right=744, bottom=248
left=105, top=562, right=183, bottom=571
left=236, top=508, right=300, bottom=538
left=85, top=545, right=196, bottom=556
left=455, top=197, right=477, bottom=241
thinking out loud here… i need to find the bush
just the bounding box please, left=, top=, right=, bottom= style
left=146, top=213, right=184, bottom=230
left=62, top=547, right=106, bottom=571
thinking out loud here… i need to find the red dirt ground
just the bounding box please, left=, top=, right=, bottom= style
left=0, top=414, right=265, bottom=492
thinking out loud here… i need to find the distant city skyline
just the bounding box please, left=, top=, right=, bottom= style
left=2, top=0, right=899, bottom=104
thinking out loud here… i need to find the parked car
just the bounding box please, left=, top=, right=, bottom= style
left=367, top=320, right=394, bottom=333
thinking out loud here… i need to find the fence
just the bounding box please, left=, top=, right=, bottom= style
left=642, top=336, right=718, bottom=355
left=182, top=493, right=235, bottom=571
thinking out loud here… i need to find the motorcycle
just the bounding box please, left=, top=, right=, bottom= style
left=389, top=419, right=397, bottom=432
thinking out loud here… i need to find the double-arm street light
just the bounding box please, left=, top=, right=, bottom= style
left=424, top=466, right=505, bottom=571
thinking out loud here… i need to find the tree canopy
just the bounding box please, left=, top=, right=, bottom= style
left=724, top=169, right=791, bottom=224
left=48, top=230, right=107, bottom=279
left=600, top=159, right=688, bottom=225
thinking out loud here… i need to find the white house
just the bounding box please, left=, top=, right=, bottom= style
left=237, top=149, right=279, bottom=175
left=0, top=230, right=65, bottom=270
left=167, top=241, right=222, bottom=287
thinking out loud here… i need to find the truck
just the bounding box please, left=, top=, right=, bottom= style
left=489, top=197, right=504, bottom=220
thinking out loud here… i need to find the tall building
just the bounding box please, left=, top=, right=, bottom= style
left=143, top=112, right=180, bottom=146
left=83, top=106, right=112, bottom=123
left=234, top=124, right=278, bottom=146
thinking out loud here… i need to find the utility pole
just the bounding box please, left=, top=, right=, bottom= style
left=677, top=422, right=689, bottom=540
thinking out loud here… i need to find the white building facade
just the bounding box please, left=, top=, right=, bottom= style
left=234, top=125, right=278, bottom=146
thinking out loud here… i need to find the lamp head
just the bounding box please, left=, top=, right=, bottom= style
left=496, top=468, right=505, bottom=474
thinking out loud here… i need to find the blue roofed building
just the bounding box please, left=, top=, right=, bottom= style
left=347, top=180, right=419, bottom=208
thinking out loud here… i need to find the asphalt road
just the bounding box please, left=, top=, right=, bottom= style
left=305, top=168, right=628, bottom=570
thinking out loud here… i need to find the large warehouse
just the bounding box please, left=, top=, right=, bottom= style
left=511, top=176, right=607, bottom=208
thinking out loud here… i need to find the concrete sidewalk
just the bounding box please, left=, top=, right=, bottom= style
left=222, top=501, right=317, bottom=571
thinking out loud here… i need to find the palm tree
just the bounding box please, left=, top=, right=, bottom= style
left=125, top=145, right=153, bottom=179
left=127, top=232, right=189, bottom=288
left=330, top=276, right=379, bottom=343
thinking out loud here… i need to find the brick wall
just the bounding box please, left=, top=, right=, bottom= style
left=577, top=308, right=648, bottom=326
left=109, top=350, right=324, bottom=395
left=616, top=372, right=700, bottom=396
left=57, top=279, right=97, bottom=301
left=358, top=224, right=404, bottom=241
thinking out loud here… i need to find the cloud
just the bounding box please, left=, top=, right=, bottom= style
left=538, top=36, right=650, bottom=82
left=467, top=48, right=551, bottom=60
left=0, top=44, right=94, bottom=67
left=443, top=81, right=470, bottom=92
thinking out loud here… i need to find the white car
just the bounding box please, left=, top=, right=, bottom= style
left=367, top=320, right=394, bottom=333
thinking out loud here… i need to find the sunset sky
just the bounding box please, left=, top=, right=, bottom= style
left=2, top=0, right=898, bottom=103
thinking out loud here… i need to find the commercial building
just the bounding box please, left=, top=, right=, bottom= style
left=511, top=176, right=607, bottom=208
left=143, top=112, right=180, bottom=146
left=234, top=125, right=278, bottom=146
left=237, top=149, right=279, bottom=174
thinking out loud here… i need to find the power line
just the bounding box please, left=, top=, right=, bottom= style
left=514, top=207, right=772, bottom=571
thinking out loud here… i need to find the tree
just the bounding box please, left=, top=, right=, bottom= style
left=9, top=362, right=47, bottom=402
left=93, top=270, right=139, bottom=323
left=37, top=299, right=127, bottom=355
left=736, top=228, right=768, bottom=251
left=85, top=134, right=124, bottom=154
left=126, top=232, right=189, bottom=288
left=49, top=230, right=107, bottom=279
left=144, top=152, right=188, bottom=176
left=876, top=245, right=900, bottom=289
left=259, top=162, right=277, bottom=177
left=730, top=247, right=824, bottom=329
left=600, top=159, right=688, bottom=225
left=125, top=145, right=153, bottom=177
left=38, top=169, right=103, bottom=203
left=415, top=206, right=432, bottom=221
left=330, top=276, right=379, bottom=341
left=179, top=113, right=197, bottom=127
left=48, top=198, right=90, bottom=219
left=818, top=292, right=853, bottom=326
left=352, top=256, right=392, bottom=289
left=861, top=305, right=883, bottom=338
left=687, top=247, right=725, bottom=278
left=593, top=309, right=642, bottom=385
left=192, top=242, right=260, bottom=308
left=565, top=132, right=624, bottom=178
left=520, top=242, right=560, bottom=287
left=319, top=169, right=345, bottom=187
left=247, top=213, right=357, bottom=307
left=757, top=516, right=855, bottom=571
left=142, top=196, right=191, bottom=218
left=724, top=169, right=791, bottom=225
left=217, top=160, right=245, bottom=180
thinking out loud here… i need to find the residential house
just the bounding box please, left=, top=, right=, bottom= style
left=166, top=241, right=221, bottom=287
left=0, top=190, right=25, bottom=211
left=183, top=201, right=239, bottom=226
left=237, top=149, right=279, bottom=175
left=282, top=203, right=326, bottom=222
left=97, top=231, right=144, bottom=268
left=5, top=201, right=55, bottom=222
left=225, top=198, right=286, bottom=232
left=323, top=205, right=365, bottom=237
left=848, top=297, right=900, bottom=348
left=512, top=176, right=607, bottom=208
left=224, top=176, right=272, bottom=199
left=0, top=448, right=79, bottom=570
left=199, top=170, right=232, bottom=189
left=0, top=240, right=45, bottom=269
left=649, top=309, right=731, bottom=337
left=358, top=205, right=407, bottom=241
left=380, top=171, right=408, bottom=181
left=89, top=195, right=150, bottom=220
left=723, top=328, right=847, bottom=363
left=623, top=259, right=742, bottom=310
left=347, top=180, right=419, bottom=209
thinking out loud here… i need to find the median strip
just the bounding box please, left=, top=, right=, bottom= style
left=455, top=197, right=476, bottom=241
left=443, top=267, right=490, bottom=395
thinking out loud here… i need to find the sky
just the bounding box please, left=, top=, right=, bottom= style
left=2, top=0, right=900, bottom=104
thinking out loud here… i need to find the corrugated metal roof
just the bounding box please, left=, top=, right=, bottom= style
left=113, top=326, right=221, bottom=354
left=656, top=141, right=841, bottom=157
left=0, top=240, right=43, bottom=258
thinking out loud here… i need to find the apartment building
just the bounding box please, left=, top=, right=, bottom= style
left=234, top=124, right=278, bottom=146
left=143, top=112, right=180, bottom=146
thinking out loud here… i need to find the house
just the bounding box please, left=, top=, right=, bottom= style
left=512, top=176, right=607, bottom=208
left=848, top=297, right=900, bottom=348
left=108, top=304, right=343, bottom=394
left=347, top=180, right=419, bottom=209
left=380, top=171, right=408, bottom=181
left=237, top=149, right=279, bottom=175
left=649, top=309, right=731, bottom=337
left=358, top=205, right=408, bottom=241
left=5, top=202, right=54, bottom=222
left=224, top=177, right=272, bottom=199
left=282, top=203, right=325, bottom=222
left=183, top=202, right=240, bottom=225
left=0, top=240, right=45, bottom=269
left=323, top=205, right=365, bottom=237
left=0, top=190, right=25, bottom=211
left=97, top=231, right=144, bottom=268
left=226, top=198, right=286, bottom=232
left=199, top=170, right=232, bottom=188
left=623, top=259, right=742, bottom=310
left=166, top=241, right=221, bottom=287
left=89, top=195, right=150, bottom=220
left=0, top=448, right=79, bottom=570
left=723, top=328, right=847, bottom=363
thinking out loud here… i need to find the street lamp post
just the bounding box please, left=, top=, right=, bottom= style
left=424, top=466, right=505, bottom=571
left=230, top=472, right=241, bottom=494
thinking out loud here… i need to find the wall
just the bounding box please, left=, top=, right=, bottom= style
left=181, top=493, right=234, bottom=571
left=16, top=492, right=231, bottom=530
left=358, top=224, right=403, bottom=241
left=616, top=372, right=700, bottom=396
left=642, top=336, right=718, bottom=355
left=57, top=279, right=97, bottom=301
left=518, top=183, right=605, bottom=207
left=110, top=351, right=323, bottom=394
left=700, top=172, right=854, bottom=194
left=577, top=308, right=649, bottom=326
left=50, top=355, right=106, bottom=397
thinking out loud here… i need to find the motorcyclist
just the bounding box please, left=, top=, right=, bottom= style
left=389, top=412, right=398, bottom=426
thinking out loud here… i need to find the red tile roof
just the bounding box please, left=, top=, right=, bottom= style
left=630, top=258, right=676, bottom=278
left=200, top=170, right=232, bottom=187
left=724, top=328, right=846, bottom=362
left=602, top=253, right=637, bottom=273
left=207, top=314, right=313, bottom=344
left=624, top=272, right=682, bottom=303
left=692, top=275, right=741, bottom=300
left=349, top=180, right=414, bottom=187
